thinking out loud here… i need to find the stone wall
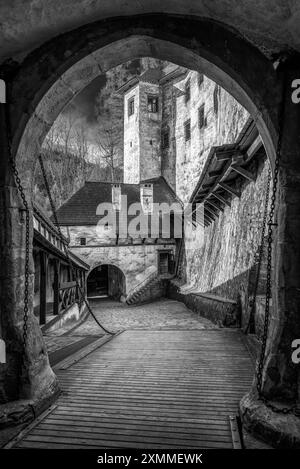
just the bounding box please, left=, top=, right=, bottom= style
left=139, top=81, right=162, bottom=181
left=71, top=243, right=175, bottom=294
left=123, top=84, right=140, bottom=183
left=173, top=71, right=249, bottom=203
left=181, top=153, right=271, bottom=325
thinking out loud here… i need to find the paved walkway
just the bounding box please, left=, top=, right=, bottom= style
left=9, top=299, right=254, bottom=449
left=43, top=299, right=216, bottom=357
left=78, top=298, right=217, bottom=333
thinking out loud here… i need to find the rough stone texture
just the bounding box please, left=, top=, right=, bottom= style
left=174, top=70, right=249, bottom=203
left=167, top=281, right=238, bottom=327
left=71, top=298, right=217, bottom=334
left=71, top=243, right=175, bottom=294
left=1, top=1, right=300, bottom=63
left=123, top=84, right=140, bottom=183
left=123, top=80, right=162, bottom=183
left=2, top=10, right=300, bottom=447
left=240, top=392, right=300, bottom=448
left=182, top=155, right=271, bottom=312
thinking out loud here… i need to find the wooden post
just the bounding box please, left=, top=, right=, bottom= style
left=53, top=259, right=60, bottom=315
left=39, top=251, right=48, bottom=325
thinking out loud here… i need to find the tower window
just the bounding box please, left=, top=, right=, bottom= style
left=198, top=104, right=206, bottom=129
left=80, top=237, right=86, bottom=246
left=184, top=119, right=191, bottom=141
left=128, top=97, right=135, bottom=117
left=162, top=130, right=169, bottom=149
left=198, top=73, right=204, bottom=87
left=185, top=79, right=191, bottom=103
left=147, top=95, right=159, bottom=113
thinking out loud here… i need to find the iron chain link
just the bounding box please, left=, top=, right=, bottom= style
left=4, top=103, right=30, bottom=360
left=255, top=70, right=296, bottom=415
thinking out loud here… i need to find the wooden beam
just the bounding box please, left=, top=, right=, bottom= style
left=53, top=260, right=60, bottom=316
left=211, top=192, right=231, bottom=207
left=246, top=135, right=262, bottom=161
left=208, top=170, right=222, bottom=178
left=206, top=199, right=224, bottom=212
left=202, top=183, right=213, bottom=190
left=39, top=251, right=48, bottom=325
left=231, top=164, right=256, bottom=182
left=205, top=205, right=219, bottom=219
left=218, top=182, right=240, bottom=198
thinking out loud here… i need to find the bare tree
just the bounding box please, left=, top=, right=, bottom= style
left=94, top=113, right=122, bottom=182
left=34, top=113, right=92, bottom=211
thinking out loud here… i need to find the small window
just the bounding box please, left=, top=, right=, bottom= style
left=147, top=95, right=159, bottom=113
left=149, top=139, right=153, bottom=146
left=128, top=97, right=135, bottom=117
left=198, top=104, right=206, bottom=129
left=162, top=130, right=169, bottom=149
left=130, top=141, right=132, bottom=148
left=198, top=73, right=204, bottom=87
left=184, top=119, right=191, bottom=141
left=80, top=237, right=86, bottom=246
left=185, top=79, right=191, bottom=103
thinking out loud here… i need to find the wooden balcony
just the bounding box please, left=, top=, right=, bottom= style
left=191, top=118, right=265, bottom=226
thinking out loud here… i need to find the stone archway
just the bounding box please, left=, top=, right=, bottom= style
left=1, top=14, right=300, bottom=444
left=87, top=264, right=126, bottom=301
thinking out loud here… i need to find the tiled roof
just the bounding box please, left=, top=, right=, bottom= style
left=55, top=177, right=180, bottom=226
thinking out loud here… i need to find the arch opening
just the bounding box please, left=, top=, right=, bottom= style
left=87, top=264, right=126, bottom=301
left=5, top=15, right=299, bottom=446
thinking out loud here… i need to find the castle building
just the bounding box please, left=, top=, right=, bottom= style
left=55, top=64, right=252, bottom=306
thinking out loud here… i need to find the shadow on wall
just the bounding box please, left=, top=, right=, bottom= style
left=167, top=263, right=268, bottom=335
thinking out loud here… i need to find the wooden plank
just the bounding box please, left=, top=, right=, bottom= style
left=13, top=329, right=253, bottom=449
left=218, top=182, right=241, bottom=198
left=211, top=192, right=231, bottom=207
left=231, top=164, right=256, bottom=182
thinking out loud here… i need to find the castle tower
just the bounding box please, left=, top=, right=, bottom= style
left=117, top=69, right=163, bottom=183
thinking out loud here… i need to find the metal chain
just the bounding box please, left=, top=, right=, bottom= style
left=4, top=102, right=30, bottom=361
left=255, top=70, right=295, bottom=415
left=37, top=153, right=114, bottom=336
left=245, top=168, right=271, bottom=334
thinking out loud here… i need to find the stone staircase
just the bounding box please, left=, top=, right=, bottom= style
left=126, top=275, right=166, bottom=305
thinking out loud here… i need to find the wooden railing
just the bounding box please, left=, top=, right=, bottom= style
left=58, top=281, right=83, bottom=314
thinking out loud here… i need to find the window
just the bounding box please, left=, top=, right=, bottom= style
left=112, top=184, right=121, bottom=211
left=198, top=73, right=204, bottom=87
left=184, top=119, right=191, bottom=141
left=149, top=139, right=153, bottom=146
left=128, top=97, right=135, bottom=117
left=198, top=104, right=206, bottom=129
left=80, top=237, right=86, bottom=246
left=185, top=79, right=191, bottom=103
left=162, top=130, right=169, bottom=149
left=147, top=95, right=159, bottom=113
left=158, top=251, right=174, bottom=276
